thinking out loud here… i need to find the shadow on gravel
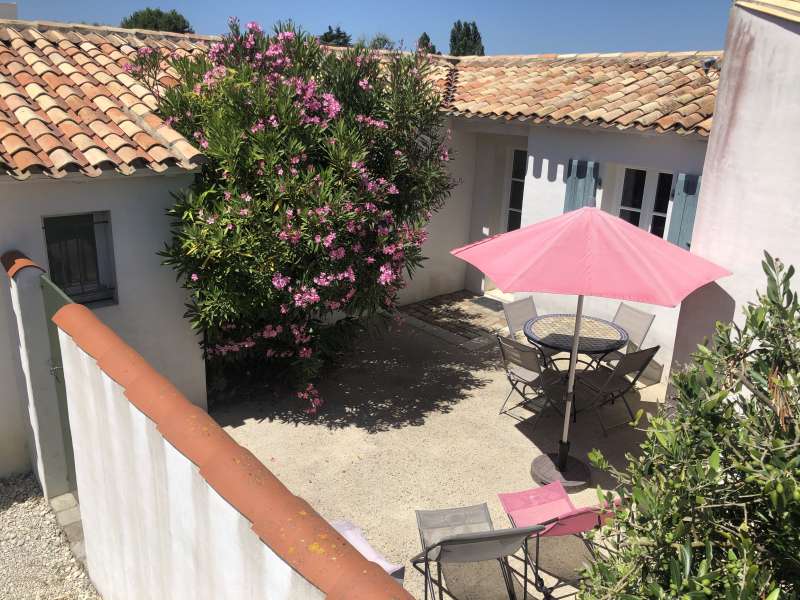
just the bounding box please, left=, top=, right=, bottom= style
left=212, top=322, right=497, bottom=433
left=0, top=472, right=41, bottom=514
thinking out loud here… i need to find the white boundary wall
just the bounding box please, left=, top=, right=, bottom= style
left=58, top=329, right=324, bottom=600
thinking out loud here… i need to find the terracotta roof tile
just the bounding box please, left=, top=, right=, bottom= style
left=0, top=18, right=207, bottom=179
left=438, top=50, right=721, bottom=136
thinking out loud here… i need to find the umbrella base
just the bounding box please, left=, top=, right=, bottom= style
left=531, top=453, right=591, bottom=492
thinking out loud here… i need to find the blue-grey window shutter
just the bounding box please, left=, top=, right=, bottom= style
left=563, top=159, right=599, bottom=212
left=667, top=173, right=701, bottom=250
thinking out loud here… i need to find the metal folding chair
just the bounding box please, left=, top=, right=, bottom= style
left=496, top=335, right=562, bottom=417
left=502, top=297, right=558, bottom=365
left=411, top=502, right=543, bottom=600
left=601, top=303, right=655, bottom=367
left=575, top=346, right=659, bottom=435
left=498, top=482, right=617, bottom=597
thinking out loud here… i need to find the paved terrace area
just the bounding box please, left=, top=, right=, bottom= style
left=214, top=294, right=665, bottom=599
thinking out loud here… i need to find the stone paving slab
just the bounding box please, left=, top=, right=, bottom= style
left=400, top=290, right=509, bottom=343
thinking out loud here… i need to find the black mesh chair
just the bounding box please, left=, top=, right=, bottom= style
left=411, top=502, right=543, bottom=599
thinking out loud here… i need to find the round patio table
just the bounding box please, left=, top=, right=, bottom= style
left=523, top=313, right=628, bottom=359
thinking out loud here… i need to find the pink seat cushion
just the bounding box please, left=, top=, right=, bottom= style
left=498, top=482, right=576, bottom=529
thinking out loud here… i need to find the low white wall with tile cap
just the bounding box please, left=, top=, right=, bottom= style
left=7, top=265, right=71, bottom=498
left=57, top=330, right=326, bottom=600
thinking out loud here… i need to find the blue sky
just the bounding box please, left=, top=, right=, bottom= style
left=19, top=1, right=733, bottom=54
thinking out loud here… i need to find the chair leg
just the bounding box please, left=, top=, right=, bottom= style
left=437, top=562, right=443, bottom=600
left=499, top=386, right=515, bottom=415
left=594, top=407, right=609, bottom=437
left=499, top=558, right=517, bottom=600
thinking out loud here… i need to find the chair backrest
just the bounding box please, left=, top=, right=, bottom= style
left=503, top=297, right=537, bottom=336
left=613, top=345, right=659, bottom=383
left=496, top=335, right=544, bottom=376
left=436, top=525, right=544, bottom=563
left=612, top=303, right=655, bottom=351
left=540, top=506, right=606, bottom=537
left=498, top=481, right=576, bottom=528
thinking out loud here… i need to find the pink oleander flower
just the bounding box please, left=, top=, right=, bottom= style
left=293, top=285, right=320, bottom=308
left=321, top=93, right=341, bottom=120
left=223, top=191, right=232, bottom=201
left=206, top=216, right=216, bottom=225
left=242, top=193, right=252, bottom=202
left=355, top=114, right=388, bottom=129
left=322, top=232, right=336, bottom=248
left=329, top=247, right=346, bottom=260
left=239, top=208, right=250, bottom=216
left=268, top=114, right=279, bottom=128
left=272, top=273, right=291, bottom=289
left=137, top=46, right=154, bottom=57
left=378, top=263, right=396, bottom=286
left=277, top=31, right=295, bottom=42
left=190, top=273, right=199, bottom=281
left=298, top=347, right=312, bottom=359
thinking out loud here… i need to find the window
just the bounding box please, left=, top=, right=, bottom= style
left=506, top=150, right=527, bottom=231
left=616, top=168, right=674, bottom=239
left=43, top=211, right=117, bottom=305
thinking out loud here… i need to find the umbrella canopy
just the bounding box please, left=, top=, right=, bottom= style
left=450, top=207, right=731, bottom=306
left=451, top=206, right=731, bottom=482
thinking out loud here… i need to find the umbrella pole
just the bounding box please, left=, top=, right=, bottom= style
left=558, top=295, right=584, bottom=471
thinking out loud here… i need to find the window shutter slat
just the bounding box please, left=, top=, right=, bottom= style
left=563, top=159, right=599, bottom=212
left=667, top=173, right=701, bottom=250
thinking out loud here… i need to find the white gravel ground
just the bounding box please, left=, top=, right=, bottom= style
left=216, top=322, right=665, bottom=599
left=0, top=473, right=98, bottom=600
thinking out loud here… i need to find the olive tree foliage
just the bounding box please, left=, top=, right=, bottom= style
left=130, top=20, right=453, bottom=408
left=120, top=8, right=194, bottom=34
left=583, top=253, right=800, bottom=599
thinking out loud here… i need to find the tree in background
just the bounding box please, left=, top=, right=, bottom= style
left=365, top=32, right=395, bottom=50
left=449, top=20, right=484, bottom=56
left=319, top=25, right=351, bottom=47
left=120, top=8, right=193, bottom=33
left=417, top=32, right=439, bottom=55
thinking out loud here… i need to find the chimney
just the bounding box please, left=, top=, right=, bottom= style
left=0, top=3, right=17, bottom=19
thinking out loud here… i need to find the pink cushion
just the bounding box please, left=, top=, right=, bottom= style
left=498, top=482, right=576, bottom=529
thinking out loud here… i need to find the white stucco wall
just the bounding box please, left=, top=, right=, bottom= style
left=0, top=172, right=206, bottom=477
left=462, top=128, right=530, bottom=292
left=399, top=126, right=477, bottom=304
left=58, top=330, right=325, bottom=600
left=451, top=119, right=708, bottom=375
left=674, top=6, right=800, bottom=367
left=7, top=267, right=71, bottom=497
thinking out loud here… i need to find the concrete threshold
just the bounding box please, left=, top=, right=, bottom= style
left=49, top=491, right=86, bottom=569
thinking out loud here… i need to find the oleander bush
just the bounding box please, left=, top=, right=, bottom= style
left=132, top=19, right=453, bottom=408
left=582, top=252, right=800, bottom=599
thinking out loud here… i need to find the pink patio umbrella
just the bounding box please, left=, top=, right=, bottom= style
left=451, top=207, right=731, bottom=482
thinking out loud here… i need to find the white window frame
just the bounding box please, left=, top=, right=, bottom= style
left=607, top=166, right=676, bottom=239
left=501, top=148, right=527, bottom=232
